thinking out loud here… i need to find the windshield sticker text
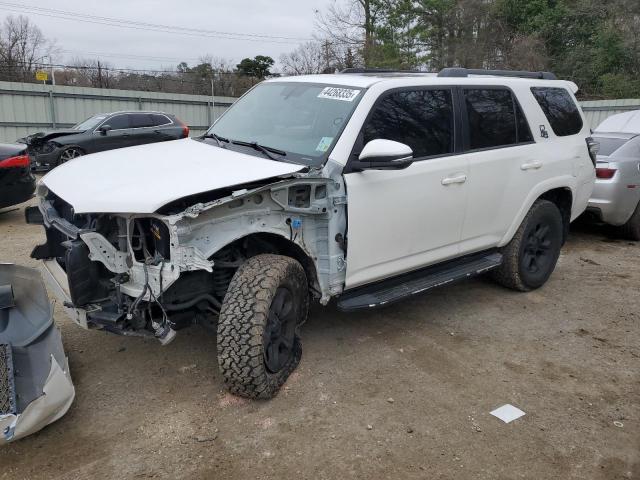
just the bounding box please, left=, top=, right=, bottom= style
left=318, top=87, right=361, bottom=102
left=316, top=137, right=334, bottom=152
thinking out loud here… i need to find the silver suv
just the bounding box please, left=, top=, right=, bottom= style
left=28, top=68, right=596, bottom=398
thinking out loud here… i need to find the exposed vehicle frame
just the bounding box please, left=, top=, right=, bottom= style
left=27, top=68, right=595, bottom=398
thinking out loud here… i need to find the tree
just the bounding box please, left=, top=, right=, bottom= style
left=236, top=55, right=275, bottom=78
left=0, top=15, right=57, bottom=82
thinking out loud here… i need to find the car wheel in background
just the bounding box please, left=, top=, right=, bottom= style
left=491, top=199, right=564, bottom=292
left=618, top=201, right=640, bottom=241
left=57, top=147, right=84, bottom=165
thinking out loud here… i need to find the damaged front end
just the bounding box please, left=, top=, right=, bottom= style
left=27, top=171, right=347, bottom=344
left=0, top=264, right=74, bottom=444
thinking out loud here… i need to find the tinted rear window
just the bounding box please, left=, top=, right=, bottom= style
left=593, top=136, right=629, bottom=156
left=130, top=113, right=155, bottom=128
left=151, top=114, right=171, bottom=126
left=464, top=88, right=533, bottom=149
left=363, top=89, right=454, bottom=158
left=531, top=87, right=583, bottom=136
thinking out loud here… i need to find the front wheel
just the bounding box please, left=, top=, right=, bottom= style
left=491, top=200, right=564, bottom=292
left=57, top=146, right=84, bottom=166
left=217, top=254, right=308, bottom=399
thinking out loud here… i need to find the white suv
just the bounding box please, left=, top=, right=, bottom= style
left=28, top=68, right=596, bottom=398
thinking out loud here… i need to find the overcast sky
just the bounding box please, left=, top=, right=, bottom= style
left=0, top=0, right=333, bottom=71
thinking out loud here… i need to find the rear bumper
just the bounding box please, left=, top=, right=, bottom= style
left=588, top=179, right=640, bottom=226
left=0, top=175, right=36, bottom=209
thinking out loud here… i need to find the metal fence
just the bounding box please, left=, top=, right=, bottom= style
left=580, top=99, right=640, bottom=129
left=0, top=80, right=237, bottom=143
left=0, top=80, right=638, bottom=143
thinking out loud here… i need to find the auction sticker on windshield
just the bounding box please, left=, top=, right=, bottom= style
left=318, top=87, right=361, bottom=102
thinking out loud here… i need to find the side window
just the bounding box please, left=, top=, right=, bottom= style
left=363, top=89, right=454, bottom=158
left=530, top=87, right=583, bottom=136
left=130, top=113, right=155, bottom=128
left=106, top=114, right=130, bottom=130
left=464, top=89, right=517, bottom=149
left=151, top=114, right=171, bottom=126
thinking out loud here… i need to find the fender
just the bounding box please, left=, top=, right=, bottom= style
left=498, top=175, right=577, bottom=247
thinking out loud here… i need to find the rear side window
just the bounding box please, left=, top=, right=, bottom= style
left=530, top=87, right=583, bottom=136
left=106, top=114, right=130, bottom=130
left=464, top=88, right=533, bottom=149
left=130, top=113, right=155, bottom=128
left=363, top=89, right=454, bottom=158
left=151, top=114, right=171, bottom=126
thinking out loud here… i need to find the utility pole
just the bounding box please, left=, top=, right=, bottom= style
left=211, top=73, right=216, bottom=124
left=49, top=56, right=56, bottom=86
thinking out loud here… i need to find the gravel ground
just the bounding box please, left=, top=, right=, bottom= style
left=0, top=199, right=638, bottom=480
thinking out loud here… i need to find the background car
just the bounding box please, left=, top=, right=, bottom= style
left=0, top=143, right=35, bottom=209
left=21, top=111, right=190, bottom=171
left=587, top=110, right=640, bottom=239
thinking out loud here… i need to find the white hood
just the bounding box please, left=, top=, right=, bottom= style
left=41, top=138, right=304, bottom=214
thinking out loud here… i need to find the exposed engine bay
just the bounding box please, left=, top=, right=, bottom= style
left=28, top=171, right=348, bottom=345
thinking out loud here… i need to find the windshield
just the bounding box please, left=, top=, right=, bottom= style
left=207, top=82, right=364, bottom=166
left=593, top=136, right=631, bottom=156
left=74, top=114, right=108, bottom=131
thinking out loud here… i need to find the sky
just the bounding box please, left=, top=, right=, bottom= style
left=0, top=0, right=333, bottom=71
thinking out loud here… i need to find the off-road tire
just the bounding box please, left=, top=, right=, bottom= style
left=217, top=254, right=308, bottom=399
left=618, top=201, right=640, bottom=241
left=491, top=200, right=563, bottom=292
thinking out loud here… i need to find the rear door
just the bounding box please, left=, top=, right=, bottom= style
left=457, top=87, right=543, bottom=253
left=128, top=113, right=164, bottom=146
left=343, top=87, right=469, bottom=288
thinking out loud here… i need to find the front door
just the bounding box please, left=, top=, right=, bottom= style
left=94, top=114, right=134, bottom=152
left=343, top=87, right=469, bottom=289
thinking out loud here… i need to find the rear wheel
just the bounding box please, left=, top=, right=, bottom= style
left=57, top=147, right=84, bottom=165
left=491, top=200, right=564, bottom=292
left=618, top=201, right=640, bottom=241
left=217, top=254, right=308, bottom=399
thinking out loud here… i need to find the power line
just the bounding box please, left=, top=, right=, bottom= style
left=0, top=2, right=312, bottom=45
left=0, top=60, right=260, bottom=77
left=60, top=49, right=204, bottom=64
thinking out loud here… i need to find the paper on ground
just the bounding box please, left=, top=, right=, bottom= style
left=490, top=404, right=525, bottom=423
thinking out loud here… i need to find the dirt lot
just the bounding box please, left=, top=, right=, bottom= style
left=0, top=199, right=638, bottom=480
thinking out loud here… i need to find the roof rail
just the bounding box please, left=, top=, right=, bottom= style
left=340, top=67, right=424, bottom=74
left=438, top=68, right=557, bottom=80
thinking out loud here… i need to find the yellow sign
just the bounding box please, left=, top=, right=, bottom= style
left=35, top=71, right=49, bottom=81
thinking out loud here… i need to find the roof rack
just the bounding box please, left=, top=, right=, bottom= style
left=438, top=68, right=557, bottom=80
left=340, top=68, right=424, bottom=74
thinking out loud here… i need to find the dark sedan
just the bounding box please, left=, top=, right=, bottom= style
left=22, top=111, right=190, bottom=171
left=0, top=143, right=36, bottom=209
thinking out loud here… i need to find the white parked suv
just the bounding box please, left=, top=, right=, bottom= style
left=27, top=68, right=596, bottom=398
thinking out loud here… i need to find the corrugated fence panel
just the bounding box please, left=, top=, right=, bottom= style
left=580, top=99, right=640, bottom=129
left=2, top=80, right=638, bottom=142
left=0, top=80, right=236, bottom=142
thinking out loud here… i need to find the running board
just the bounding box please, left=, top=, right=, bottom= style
left=337, top=251, right=503, bottom=312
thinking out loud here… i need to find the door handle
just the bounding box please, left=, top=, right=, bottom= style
left=521, top=161, right=542, bottom=170
left=441, top=174, right=467, bottom=185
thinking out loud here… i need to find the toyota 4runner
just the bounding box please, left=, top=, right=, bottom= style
left=26, top=68, right=597, bottom=398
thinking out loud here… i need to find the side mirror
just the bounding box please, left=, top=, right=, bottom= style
left=351, top=139, right=413, bottom=171
left=99, top=125, right=112, bottom=135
